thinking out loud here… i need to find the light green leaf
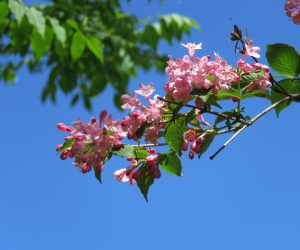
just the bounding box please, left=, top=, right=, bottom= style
left=59, top=138, right=75, bottom=152
left=165, top=116, right=186, bottom=156
left=8, top=0, right=25, bottom=24
left=159, top=152, right=182, bottom=176
left=85, top=36, right=103, bottom=63
left=26, top=7, right=46, bottom=37
left=71, top=31, right=86, bottom=61
left=112, top=144, right=148, bottom=159
left=48, top=17, right=66, bottom=46
left=266, top=43, right=300, bottom=76
left=31, top=25, right=53, bottom=61
left=66, top=19, right=79, bottom=30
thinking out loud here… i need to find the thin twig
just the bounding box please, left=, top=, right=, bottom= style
left=134, top=143, right=168, bottom=148
left=210, top=96, right=291, bottom=160
left=158, top=96, right=251, bottom=125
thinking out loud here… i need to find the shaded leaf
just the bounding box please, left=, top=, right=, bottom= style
left=31, top=25, right=53, bottom=61
left=0, top=2, right=9, bottom=20
left=271, top=79, right=300, bottom=116
left=198, top=134, right=214, bottom=158
left=137, top=165, right=155, bottom=202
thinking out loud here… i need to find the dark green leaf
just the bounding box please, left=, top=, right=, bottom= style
left=266, top=43, right=300, bottom=76
left=159, top=152, right=182, bottom=176
left=137, top=165, right=155, bottom=202
left=71, top=31, right=86, bottom=61
left=93, top=165, right=102, bottom=183
left=271, top=79, right=300, bottom=116
left=26, top=7, right=46, bottom=37
left=198, top=134, right=214, bottom=158
left=0, top=2, right=9, bottom=20
left=165, top=116, right=186, bottom=156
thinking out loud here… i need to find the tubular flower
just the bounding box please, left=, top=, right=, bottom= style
left=285, top=0, right=300, bottom=24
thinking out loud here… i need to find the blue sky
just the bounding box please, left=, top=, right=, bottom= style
left=1, top=1, right=300, bottom=249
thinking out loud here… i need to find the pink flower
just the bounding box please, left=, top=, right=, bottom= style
left=135, top=82, right=155, bottom=99
left=244, top=40, right=260, bottom=58
left=285, top=0, right=300, bottom=24
left=181, top=43, right=202, bottom=57
left=114, top=168, right=129, bottom=182
left=120, top=93, right=142, bottom=111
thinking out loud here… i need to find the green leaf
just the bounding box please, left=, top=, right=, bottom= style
left=143, top=25, right=158, bottom=49
left=0, top=2, right=9, bottom=20
left=66, top=19, right=79, bottom=30
left=137, top=165, right=155, bottom=202
left=159, top=152, right=182, bottom=176
left=216, top=88, right=241, bottom=100
left=239, top=70, right=265, bottom=84
left=26, top=7, right=46, bottom=37
left=8, top=0, right=25, bottom=24
left=71, top=31, right=86, bottom=61
left=84, top=36, right=103, bottom=63
left=59, top=138, right=75, bottom=152
left=48, top=17, right=66, bottom=46
left=266, top=43, right=300, bottom=76
left=112, top=144, right=148, bottom=159
left=31, top=26, right=53, bottom=61
left=198, top=134, right=214, bottom=158
left=165, top=116, right=186, bottom=156
left=271, top=79, right=300, bottom=116
left=93, top=165, right=102, bottom=183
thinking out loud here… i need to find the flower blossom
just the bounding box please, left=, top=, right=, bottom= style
left=285, top=0, right=300, bottom=24
left=181, top=43, right=202, bottom=57
left=135, top=82, right=155, bottom=99
left=244, top=40, right=260, bottom=59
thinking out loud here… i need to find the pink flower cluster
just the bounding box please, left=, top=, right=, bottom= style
left=164, top=44, right=239, bottom=102
left=56, top=110, right=124, bottom=174
left=285, top=0, right=300, bottom=24
left=121, top=83, right=165, bottom=144
left=165, top=42, right=272, bottom=102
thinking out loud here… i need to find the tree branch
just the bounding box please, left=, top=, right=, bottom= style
left=210, top=96, right=291, bottom=160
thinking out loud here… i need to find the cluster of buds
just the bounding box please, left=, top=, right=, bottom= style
left=183, top=129, right=205, bottom=159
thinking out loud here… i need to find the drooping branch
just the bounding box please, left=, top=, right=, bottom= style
left=209, top=95, right=291, bottom=160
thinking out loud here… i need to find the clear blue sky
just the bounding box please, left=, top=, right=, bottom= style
left=1, top=1, right=300, bottom=249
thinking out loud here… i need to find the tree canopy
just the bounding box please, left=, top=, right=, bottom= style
left=0, top=0, right=199, bottom=109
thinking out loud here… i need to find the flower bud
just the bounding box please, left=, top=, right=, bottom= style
left=188, top=150, right=194, bottom=160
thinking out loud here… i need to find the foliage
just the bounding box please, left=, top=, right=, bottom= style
left=0, top=0, right=199, bottom=109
